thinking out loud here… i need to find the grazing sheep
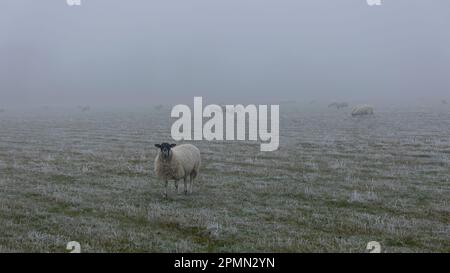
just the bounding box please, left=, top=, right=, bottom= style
left=154, top=143, right=201, bottom=198
left=351, top=104, right=374, bottom=116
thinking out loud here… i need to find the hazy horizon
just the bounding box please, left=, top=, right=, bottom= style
left=1, top=0, right=450, bottom=107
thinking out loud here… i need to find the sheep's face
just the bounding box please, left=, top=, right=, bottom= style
left=155, top=143, right=176, bottom=160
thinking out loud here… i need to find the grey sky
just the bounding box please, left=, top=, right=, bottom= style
left=1, top=0, right=449, bottom=106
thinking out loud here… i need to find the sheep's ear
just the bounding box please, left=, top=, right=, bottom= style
left=170, top=144, right=177, bottom=148
left=155, top=144, right=161, bottom=148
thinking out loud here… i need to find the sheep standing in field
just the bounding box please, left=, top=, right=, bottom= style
left=77, top=105, right=90, bottom=112
left=328, top=102, right=349, bottom=110
left=154, top=104, right=165, bottom=111
left=337, top=102, right=349, bottom=109
left=351, top=104, right=374, bottom=116
left=154, top=143, right=201, bottom=198
left=328, top=102, right=338, bottom=108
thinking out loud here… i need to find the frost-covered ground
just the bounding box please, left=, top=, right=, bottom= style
left=0, top=105, right=449, bottom=252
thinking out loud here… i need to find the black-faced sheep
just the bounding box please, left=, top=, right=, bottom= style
left=154, top=143, right=201, bottom=198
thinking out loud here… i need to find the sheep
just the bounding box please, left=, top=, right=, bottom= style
left=328, top=102, right=338, bottom=108
left=351, top=104, right=374, bottom=116
left=336, top=102, right=349, bottom=109
left=154, top=143, right=201, bottom=198
left=77, top=105, right=90, bottom=112
left=154, top=104, right=165, bottom=110
left=329, top=102, right=349, bottom=109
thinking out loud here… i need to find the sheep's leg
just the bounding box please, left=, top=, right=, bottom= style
left=190, top=166, right=199, bottom=194
left=164, top=180, right=168, bottom=198
left=174, top=180, right=179, bottom=194
left=189, top=172, right=195, bottom=194
left=183, top=177, right=188, bottom=195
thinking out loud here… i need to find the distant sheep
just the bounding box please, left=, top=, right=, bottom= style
left=329, top=102, right=349, bottom=109
left=154, top=104, right=165, bottom=110
left=337, top=102, right=349, bottom=109
left=77, top=105, right=90, bottom=112
left=328, top=102, right=338, bottom=108
left=351, top=104, right=374, bottom=116
left=154, top=143, right=201, bottom=198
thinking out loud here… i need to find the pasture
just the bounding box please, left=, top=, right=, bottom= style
left=0, top=105, right=449, bottom=252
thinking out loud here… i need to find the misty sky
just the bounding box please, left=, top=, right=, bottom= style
left=1, top=0, right=449, bottom=106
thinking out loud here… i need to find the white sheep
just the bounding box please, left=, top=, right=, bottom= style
left=154, top=143, right=201, bottom=198
left=351, top=104, right=374, bottom=116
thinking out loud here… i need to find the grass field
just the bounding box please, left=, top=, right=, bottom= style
left=0, top=105, right=449, bottom=252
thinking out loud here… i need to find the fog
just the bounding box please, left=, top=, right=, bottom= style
left=1, top=0, right=449, bottom=107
